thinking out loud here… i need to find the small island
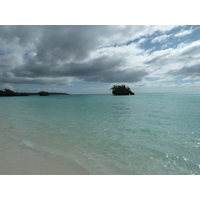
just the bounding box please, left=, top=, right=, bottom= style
left=0, top=89, right=29, bottom=96
left=38, top=91, right=50, bottom=96
left=110, top=85, right=135, bottom=95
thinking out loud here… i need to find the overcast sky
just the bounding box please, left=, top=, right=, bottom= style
left=0, top=25, right=200, bottom=94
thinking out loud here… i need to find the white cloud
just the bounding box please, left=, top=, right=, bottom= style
left=174, top=28, right=194, bottom=37
left=151, top=34, right=171, bottom=43
left=138, top=38, right=146, bottom=44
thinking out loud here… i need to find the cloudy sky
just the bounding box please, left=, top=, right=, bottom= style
left=0, top=25, right=200, bottom=94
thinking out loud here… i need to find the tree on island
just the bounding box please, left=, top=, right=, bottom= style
left=110, top=85, right=134, bottom=95
left=38, top=91, right=50, bottom=96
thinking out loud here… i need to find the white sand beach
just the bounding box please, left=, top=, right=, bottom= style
left=0, top=133, right=90, bottom=175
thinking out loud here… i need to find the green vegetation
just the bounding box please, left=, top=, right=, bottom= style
left=0, top=89, right=29, bottom=96
left=110, top=85, right=134, bottom=95
left=38, top=91, right=50, bottom=96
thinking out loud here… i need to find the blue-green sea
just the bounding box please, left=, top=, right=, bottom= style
left=0, top=93, right=200, bottom=174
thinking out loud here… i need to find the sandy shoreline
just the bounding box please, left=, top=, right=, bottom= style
left=0, top=133, right=90, bottom=175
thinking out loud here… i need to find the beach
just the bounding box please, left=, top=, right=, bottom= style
left=0, top=133, right=90, bottom=175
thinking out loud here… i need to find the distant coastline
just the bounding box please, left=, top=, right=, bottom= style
left=0, top=89, right=69, bottom=97
left=0, top=89, right=29, bottom=96
left=29, top=92, right=69, bottom=96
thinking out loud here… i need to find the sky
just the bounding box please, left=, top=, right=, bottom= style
left=0, top=25, right=200, bottom=94
left=0, top=1, right=199, bottom=198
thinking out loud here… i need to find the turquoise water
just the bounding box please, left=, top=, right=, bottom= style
left=0, top=93, right=200, bottom=174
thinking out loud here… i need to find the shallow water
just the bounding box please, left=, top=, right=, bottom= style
left=0, top=93, right=200, bottom=174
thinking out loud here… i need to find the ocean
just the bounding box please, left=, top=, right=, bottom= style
left=0, top=93, right=200, bottom=175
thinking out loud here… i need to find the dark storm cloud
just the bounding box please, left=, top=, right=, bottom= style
left=64, top=57, right=148, bottom=83
left=11, top=55, right=148, bottom=83
left=35, top=26, right=98, bottom=62
left=168, top=64, right=200, bottom=78
left=34, top=25, right=154, bottom=62
left=0, top=25, right=41, bottom=45
left=0, top=25, right=177, bottom=86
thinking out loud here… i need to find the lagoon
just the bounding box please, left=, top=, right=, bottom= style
left=0, top=93, right=200, bottom=174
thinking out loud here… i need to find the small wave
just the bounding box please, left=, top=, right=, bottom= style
left=20, top=139, right=35, bottom=149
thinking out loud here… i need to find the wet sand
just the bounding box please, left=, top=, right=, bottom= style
left=0, top=133, right=90, bottom=175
